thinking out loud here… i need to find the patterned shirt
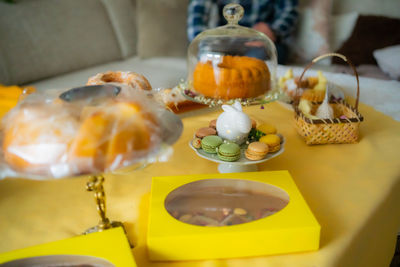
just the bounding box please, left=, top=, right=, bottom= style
left=187, top=0, right=298, bottom=42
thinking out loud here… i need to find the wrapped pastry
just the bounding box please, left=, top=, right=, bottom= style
left=0, top=83, right=182, bottom=179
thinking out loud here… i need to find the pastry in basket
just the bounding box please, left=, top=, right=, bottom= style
left=298, top=86, right=335, bottom=120
left=193, top=55, right=270, bottom=99
left=279, top=69, right=327, bottom=102
left=300, top=89, right=326, bottom=103
left=1, top=87, right=164, bottom=178
left=298, top=99, right=318, bottom=120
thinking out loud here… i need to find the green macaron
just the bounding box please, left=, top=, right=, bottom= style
left=201, top=135, right=223, bottom=154
left=217, top=143, right=241, bottom=162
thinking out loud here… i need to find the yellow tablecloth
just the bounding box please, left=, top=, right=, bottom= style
left=1, top=102, right=400, bottom=267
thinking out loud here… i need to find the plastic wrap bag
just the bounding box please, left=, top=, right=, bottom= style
left=0, top=84, right=182, bottom=179
left=164, top=179, right=289, bottom=227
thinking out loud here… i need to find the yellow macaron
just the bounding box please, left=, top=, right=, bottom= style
left=245, top=142, right=269, bottom=161
left=257, top=123, right=277, bottom=135
left=259, top=134, right=281, bottom=153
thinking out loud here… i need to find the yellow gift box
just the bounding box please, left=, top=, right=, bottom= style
left=147, top=171, right=320, bottom=261
left=0, top=227, right=136, bottom=266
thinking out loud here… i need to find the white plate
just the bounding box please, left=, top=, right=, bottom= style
left=189, top=136, right=285, bottom=173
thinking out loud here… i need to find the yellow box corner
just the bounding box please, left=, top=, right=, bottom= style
left=0, top=227, right=136, bottom=266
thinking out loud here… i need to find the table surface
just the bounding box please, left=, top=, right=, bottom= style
left=0, top=100, right=400, bottom=267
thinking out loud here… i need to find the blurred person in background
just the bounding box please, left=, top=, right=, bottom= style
left=187, top=0, right=299, bottom=64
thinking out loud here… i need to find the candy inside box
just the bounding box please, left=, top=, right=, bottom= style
left=147, top=171, right=320, bottom=261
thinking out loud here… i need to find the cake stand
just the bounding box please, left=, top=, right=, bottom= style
left=189, top=136, right=285, bottom=173
left=83, top=107, right=183, bottom=235
left=180, top=82, right=282, bottom=108
left=60, top=85, right=184, bottom=235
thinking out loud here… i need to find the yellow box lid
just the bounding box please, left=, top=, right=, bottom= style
left=147, top=171, right=320, bottom=261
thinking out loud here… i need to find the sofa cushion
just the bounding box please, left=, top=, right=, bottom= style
left=331, top=0, right=400, bottom=18
left=289, top=0, right=332, bottom=64
left=333, top=15, right=400, bottom=66
left=329, top=12, right=359, bottom=52
left=137, top=0, right=189, bottom=59
left=373, top=45, right=400, bottom=80
left=0, top=0, right=122, bottom=85
left=99, top=0, right=138, bottom=58
left=30, top=56, right=188, bottom=91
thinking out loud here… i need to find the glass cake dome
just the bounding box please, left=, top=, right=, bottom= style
left=186, top=3, right=278, bottom=105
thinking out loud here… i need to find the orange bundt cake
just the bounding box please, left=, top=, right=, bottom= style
left=193, top=55, right=271, bottom=99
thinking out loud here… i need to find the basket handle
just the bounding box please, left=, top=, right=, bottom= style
left=295, top=53, right=360, bottom=111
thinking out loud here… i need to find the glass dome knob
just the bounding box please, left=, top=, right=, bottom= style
left=223, top=3, right=244, bottom=25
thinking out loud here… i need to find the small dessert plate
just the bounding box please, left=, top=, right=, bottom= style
left=189, top=136, right=285, bottom=173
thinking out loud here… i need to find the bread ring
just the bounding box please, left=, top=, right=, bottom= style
left=87, top=71, right=152, bottom=91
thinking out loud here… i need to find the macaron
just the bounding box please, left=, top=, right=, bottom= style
left=259, top=134, right=281, bottom=153
left=257, top=123, right=277, bottom=135
left=192, top=137, right=202, bottom=149
left=209, top=119, right=217, bottom=129
left=245, top=142, right=269, bottom=161
left=217, top=143, right=241, bottom=162
left=201, top=135, right=223, bottom=154
left=196, top=127, right=217, bottom=138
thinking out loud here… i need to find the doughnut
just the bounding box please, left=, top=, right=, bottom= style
left=87, top=71, right=152, bottom=91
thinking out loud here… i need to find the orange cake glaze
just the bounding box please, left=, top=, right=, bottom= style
left=193, top=55, right=271, bottom=99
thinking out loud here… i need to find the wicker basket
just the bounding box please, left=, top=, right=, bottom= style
left=293, top=53, right=364, bottom=145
